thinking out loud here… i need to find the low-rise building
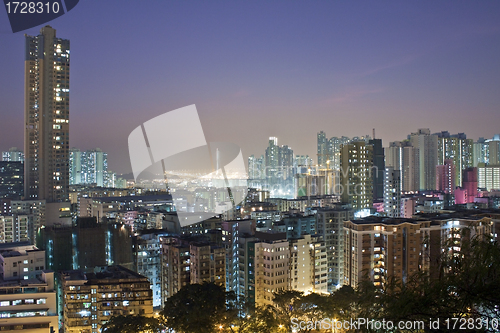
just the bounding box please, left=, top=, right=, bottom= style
left=61, top=265, right=153, bottom=333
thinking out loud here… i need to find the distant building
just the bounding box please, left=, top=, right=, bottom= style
left=0, top=215, right=29, bottom=243
left=316, top=207, right=353, bottom=290
left=0, top=161, right=23, bottom=200
left=344, top=217, right=434, bottom=288
left=384, top=168, right=401, bottom=218
left=436, top=159, right=456, bottom=194
left=133, top=232, right=164, bottom=308
left=221, top=219, right=254, bottom=295
left=61, top=265, right=153, bottom=333
left=410, top=129, right=438, bottom=191
left=385, top=141, right=418, bottom=192
left=1, top=147, right=24, bottom=162
left=70, top=148, right=110, bottom=187
left=473, top=137, right=489, bottom=167
left=369, top=139, right=385, bottom=201
left=436, top=132, right=473, bottom=187
left=489, top=138, right=500, bottom=165
left=478, top=164, right=500, bottom=191
left=253, top=232, right=289, bottom=306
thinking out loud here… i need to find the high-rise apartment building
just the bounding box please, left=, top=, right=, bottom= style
left=261, top=137, right=295, bottom=198
left=340, top=141, right=373, bottom=210
left=369, top=139, right=385, bottom=201
left=69, top=148, right=108, bottom=187
left=384, top=168, right=401, bottom=218
left=436, top=159, right=456, bottom=194
left=410, top=129, right=438, bottom=191
left=317, top=131, right=329, bottom=168
left=132, top=232, right=163, bottom=308
left=436, top=132, right=473, bottom=187
left=478, top=164, right=500, bottom=191
left=317, top=132, right=350, bottom=170
left=221, top=219, right=254, bottom=295
left=316, top=207, right=353, bottom=290
left=294, top=155, right=314, bottom=174
left=253, top=232, right=289, bottom=306
left=69, top=148, right=82, bottom=185
left=489, top=138, right=500, bottom=165
left=0, top=215, right=30, bottom=243
left=473, top=138, right=489, bottom=167
left=289, top=234, right=328, bottom=294
left=0, top=161, right=24, bottom=200
left=462, top=167, right=478, bottom=203
left=385, top=141, right=417, bottom=192
left=25, top=26, right=70, bottom=202
left=344, top=217, right=434, bottom=288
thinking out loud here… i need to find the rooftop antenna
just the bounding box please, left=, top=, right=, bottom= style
left=373, top=128, right=376, bottom=139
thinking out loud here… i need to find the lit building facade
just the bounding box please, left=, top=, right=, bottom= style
left=478, top=164, right=500, bottom=191
left=1, top=148, right=24, bottom=163
left=61, top=265, right=153, bottom=333
left=340, top=140, right=374, bottom=210
left=25, top=26, right=70, bottom=202
left=253, top=232, right=289, bottom=306
left=0, top=161, right=24, bottom=200
left=436, top=132, right=473, bottom=187
left=384, top=168, right=401, bottom=218
left=410, top=129, right=438, bottom=191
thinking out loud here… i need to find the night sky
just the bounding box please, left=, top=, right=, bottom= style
left=1, top=1, right=500, bottom=174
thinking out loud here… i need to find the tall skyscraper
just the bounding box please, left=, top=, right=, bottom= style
left=385, top=141, right=417, bottom=192
left=81, top=148, right=107, bottom=186
left=69, top=148, right=81, bottom=185
left=473, top=137, right=489, bottom=167
left=436, top=132, right=473, bottom=187
left=340, top=140, right=373, bottom=211
left=489, top=138, right=500, bottom=165
left=317, top=131, right=328, bottom=168
left=369, top=138, right=385, bottom=200
left=384, top=167, right=401, bottom=218
left=410, top=129, right=438, bottom=191
left=24, top=26, right=70, bottom=202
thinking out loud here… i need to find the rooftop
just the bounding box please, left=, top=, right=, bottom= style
left=62, top=265, right=148, bottom=283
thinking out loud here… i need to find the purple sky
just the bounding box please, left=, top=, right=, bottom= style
left=1, top=1, right=500, bottom=174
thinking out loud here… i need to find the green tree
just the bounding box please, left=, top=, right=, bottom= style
left=162, top=282, right=230, bottom=333
left=101, top=314, right=164, bottom=333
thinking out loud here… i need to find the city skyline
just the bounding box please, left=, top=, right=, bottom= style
left=1, top=2, right=500, bottom=174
